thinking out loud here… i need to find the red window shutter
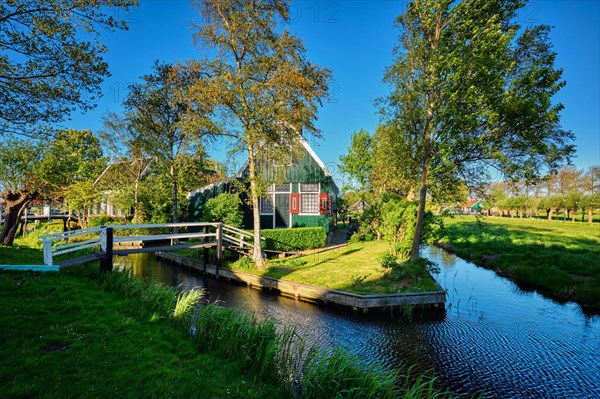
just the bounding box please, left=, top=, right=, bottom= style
left=290, top=193, right=300, bottom=214
left=319, top=192, right=329, bottom=214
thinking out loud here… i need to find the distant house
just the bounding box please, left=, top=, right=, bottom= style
left=460, top=199, right=483, bottom=214
left=348, top=199, right=370, bottom=213
left=92, top=158, right=154, bottom=217
left=189, top=139, right=340, bottom=232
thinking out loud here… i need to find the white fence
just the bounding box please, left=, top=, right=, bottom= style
left=40, top=222, right=227, bottom=267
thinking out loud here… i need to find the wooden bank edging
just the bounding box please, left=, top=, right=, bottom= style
left=156, top=252, right=446, bottom=313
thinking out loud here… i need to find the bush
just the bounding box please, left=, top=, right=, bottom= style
left=261, top=227, right=326, bottom=251
left=202, top=193, right=243, bottom=228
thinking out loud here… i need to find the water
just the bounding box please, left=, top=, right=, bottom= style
left=115, top=247, right=600, bottom=398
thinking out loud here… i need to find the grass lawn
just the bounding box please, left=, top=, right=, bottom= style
left=436, top=215, right=600, bottom=308
left=0, top=264, right=286, bottom=398
left=228, top=240, right=440, bottom=295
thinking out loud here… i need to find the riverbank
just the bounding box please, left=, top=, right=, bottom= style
left=435, top=215, right=600, bottom=308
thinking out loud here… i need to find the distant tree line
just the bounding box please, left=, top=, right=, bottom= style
left=483, top=165, right=600, bottom=223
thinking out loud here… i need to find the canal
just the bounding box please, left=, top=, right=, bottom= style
left=115, top=247, right=600, bottom=398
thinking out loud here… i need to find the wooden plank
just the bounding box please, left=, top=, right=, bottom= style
left=104, top=222, right=218, bottom=230
left=57, top=253, right=105, bottom=268
left=114, top=232, right=214, bottom=243
left=51, top=241, right=102, bottom=257
left=113, top=242, right=215, bottom=256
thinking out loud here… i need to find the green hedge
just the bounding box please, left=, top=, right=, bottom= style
left=261, top=227, right=326, bottom=251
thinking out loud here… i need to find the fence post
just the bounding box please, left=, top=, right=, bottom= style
left=42, top=237, right=52, bottom=266
left=100, top=227, right=113, bottom=272
left=203, top=225, right=209, bottom=274
left=216, top=223, right=223, bottom=277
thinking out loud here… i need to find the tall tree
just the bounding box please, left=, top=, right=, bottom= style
left=339, top=129, right=373, bottom=194
left=0, top=0, right=136, bottom=137
left=0, top=139, right=42, bottom=245
left=582, top=166, right=600, bottom=195
left=123, top=61, right=211, bottom=224
left=181, top=0, right=331, bottom=267
left=38, top=129, right=106, bottom=197
left=379, top=0, right=574, bottom=260
left=99, top=111, right=152, bottom=222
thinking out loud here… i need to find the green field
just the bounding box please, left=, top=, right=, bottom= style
left=228, top=240, right=440, bottom=295
left=436, top=216, right=600, bottom=308
left=0, top=266, right=285, bottom=398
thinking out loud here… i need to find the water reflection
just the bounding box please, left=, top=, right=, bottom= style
left=114, top=249, right=600, bottom=399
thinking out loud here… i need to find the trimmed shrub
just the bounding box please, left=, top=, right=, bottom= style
left=202, top=193, right=243, bottom=228
left=261, top=227, right=326, bottom=251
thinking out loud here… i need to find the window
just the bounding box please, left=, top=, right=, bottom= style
left=260, top=196, right=273, bottom=214
left=300, top=183, right=319, bottom=192
left=301, top=193, right=319, bottom=214
left=299, top=182, right=320, bottom=214
left=273, top=183, right=291, bottom=192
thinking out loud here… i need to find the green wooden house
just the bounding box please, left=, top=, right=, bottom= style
left=188, top=139, right=339, bottom=232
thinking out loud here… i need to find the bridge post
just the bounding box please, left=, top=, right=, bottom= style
left=203, top=225, right=209, bottom=274
left=100, top=227, right=113, bottom=272
left=42, top=237, right=52, bottom=266
left=216, top=223, right=223, bottom=277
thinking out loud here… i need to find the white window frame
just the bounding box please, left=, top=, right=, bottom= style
left=299, top=182, right=320, bottom=215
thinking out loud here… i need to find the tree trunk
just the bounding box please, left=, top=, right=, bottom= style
left=0, top=190, right=35, bottom=246
left=548, top=208, right=555, bottom=221
left=247, top=145, right=265, bottom=268
left=410, top=125, right=432, bottom=261
left=588, top=210, right=593, bottom=224
left=171, top=164, right=178, bottom=224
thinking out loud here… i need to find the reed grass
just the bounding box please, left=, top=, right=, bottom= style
left=299, top=347, right=400, bottom=399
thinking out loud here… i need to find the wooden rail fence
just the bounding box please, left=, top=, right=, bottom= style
left=40, top=222, right=258, bottom=272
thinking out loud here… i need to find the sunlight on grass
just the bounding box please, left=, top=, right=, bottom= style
left=229, top=240, right=439, bottom=295
left=438, top=216, right=600, bottom=307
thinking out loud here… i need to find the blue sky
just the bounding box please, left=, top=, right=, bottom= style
left=68, top=0, right=600, bottom=174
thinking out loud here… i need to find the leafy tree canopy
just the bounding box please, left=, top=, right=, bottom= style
left=0, top=0, right=137, bottom=137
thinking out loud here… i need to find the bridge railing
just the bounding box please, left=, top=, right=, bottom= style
left=41, top=226, right=105, bottom=266
left=41, top=222, right=266, bottom=269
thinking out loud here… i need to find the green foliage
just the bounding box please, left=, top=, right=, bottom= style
left=0, top=0, right=136, bottom=137
left=261, top=227, right=327, bottom=251
left=380, top=196, right=419, bottom=259
left=88, top=215, right=125, bottom=227
left=378, top=253, right=440, bottom=283
left=0, top=139, right=43, bottom=193
left=192, top=304, right=291, bottom=382
left=300, top=347, right=400, bottom=399
left=123, top=61, right=210, bottom=224
left=202, top=193, right=243, bottom=228
left=231, top=256, right=257, bottom=270
left=339, top=129, right=373, bottom=193
left=182, top=0, right=331, bottom=266
left=335, top=196, right=349, bottom=225
left=37, top=129, right=106, bottom=194
left=379, top=0, right=574, bottom=260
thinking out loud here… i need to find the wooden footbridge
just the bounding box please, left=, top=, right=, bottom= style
left=40, top=222, right=256, bottom=273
